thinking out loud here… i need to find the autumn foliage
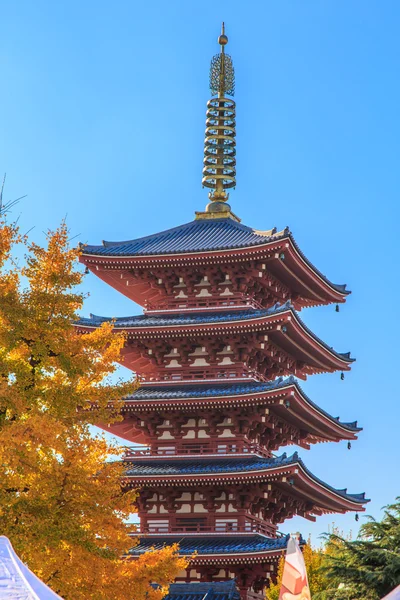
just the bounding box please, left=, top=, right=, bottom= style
left=0, top=219, right=187, bottom=599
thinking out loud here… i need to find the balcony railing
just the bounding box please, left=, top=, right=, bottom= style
left=141, top=364, right=267, bottom=384
left=144, top=294, right=264, bottom=314
left=123, top=440, right=270, bottom=459
left=136, top=522, right=276, bottom=536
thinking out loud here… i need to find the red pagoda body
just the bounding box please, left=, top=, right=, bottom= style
left=77, top=25, right=367, bottom=600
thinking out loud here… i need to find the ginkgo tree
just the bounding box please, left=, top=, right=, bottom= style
left=0, top=216, right=187, bottom=600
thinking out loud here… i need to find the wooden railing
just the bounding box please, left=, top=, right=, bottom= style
left=143, top=367, right=263, bottom=383
left=144, top=294, right=264, bottom=314
left=137, top=522, right=276, bottom=536
left=123, top=441, right=270, bottom=459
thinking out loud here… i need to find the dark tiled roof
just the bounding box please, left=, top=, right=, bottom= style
left=125, top=376, right=361, bottom=432
left=162, top=581, right=240, bottom=600
left=81, top=218, right=348, bottom=294
left=75, top=302, right=354, bottom=364
left=77, top=301, right=291, bottom=328
left=83, top=219, right=285, bottom=256
left=125, top=453, right=293, bottom=475
left=130, top=376, right=293, bottom=399
left=125, top=452, right=369, bottom=505
left=129, top=534, right=291, bottom=556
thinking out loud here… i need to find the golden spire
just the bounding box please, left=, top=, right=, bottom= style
left=196, top=23, right=239, bottom=221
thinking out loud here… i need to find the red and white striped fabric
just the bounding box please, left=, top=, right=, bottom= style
left=279, top=536, right=311, bottom=600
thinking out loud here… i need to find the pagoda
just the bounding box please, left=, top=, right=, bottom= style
left=76, top=25, right=368, bottom=600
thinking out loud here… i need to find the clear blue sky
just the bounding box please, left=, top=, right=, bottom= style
left=1, top=0, right=399, bottom=542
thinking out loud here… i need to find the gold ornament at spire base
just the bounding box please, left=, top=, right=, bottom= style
left=196, top=23, right=240, bottom=222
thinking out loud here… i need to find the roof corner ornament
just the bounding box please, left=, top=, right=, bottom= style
left=196, top=23, right=240, bottom=222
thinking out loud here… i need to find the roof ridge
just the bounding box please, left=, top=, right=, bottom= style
left=100, top=218, right=256, bottom=248
left=82, top=218, right=288, bottom=257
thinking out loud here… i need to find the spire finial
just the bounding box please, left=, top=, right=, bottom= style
left=196, top=24, right=239, bottom=221
left=219, top=22, right=228, bottom=47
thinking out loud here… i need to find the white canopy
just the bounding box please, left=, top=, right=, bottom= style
left=382, top=586, right=400, bottom=600
left=0, top=536, right=62, bottom=599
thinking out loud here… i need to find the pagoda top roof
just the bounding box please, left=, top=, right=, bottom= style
left=162, top=581, right=240, bottom=600
left=124, top=451, right=369, bottom=506
left=126, top=376, right=361, bottom=432
left=129, top=533, right=292, bottom=556
left=82, top=218, right=347, bottom=294
left=83, top=219, right=290, bottom=256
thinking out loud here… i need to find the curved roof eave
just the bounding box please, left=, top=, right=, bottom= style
left=124, top=452, right=369, bottom=507
left=74, top=302, right=354, bottom=366
left=80, top=218, right=349, bottom=296
left=123, top=376, right=361, bottom=433
left=81, top=219, right=287, bottom=256
left=128, top=532, right=293, bottom=557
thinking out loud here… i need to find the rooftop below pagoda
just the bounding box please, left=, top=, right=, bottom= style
left=80, top=218, right=349, bottom=310
left=162, top=581, right=241, bottom=600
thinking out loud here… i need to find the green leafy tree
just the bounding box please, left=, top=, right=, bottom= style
left=318, top=499, right=400, bottom=599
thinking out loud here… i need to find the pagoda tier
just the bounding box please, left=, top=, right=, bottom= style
left=110, top=377, right=361, bottom=448
left=75, top=303, right=353, bottom=383
left=129, top=534, right=297, bottom=593
left=123, top=452, right=368, bottom=533
left=80, top=220, right=349, bottom=312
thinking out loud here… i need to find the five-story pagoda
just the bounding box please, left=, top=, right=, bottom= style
left=76, top=25, right=368, bottom=600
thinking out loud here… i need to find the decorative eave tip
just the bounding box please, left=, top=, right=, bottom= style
left=196, top=23, right=239, bottom=222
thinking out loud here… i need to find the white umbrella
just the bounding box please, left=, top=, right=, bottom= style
left=382, top=586, right=400, bottom=600
left=0, top=536, right=63, bottom=599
